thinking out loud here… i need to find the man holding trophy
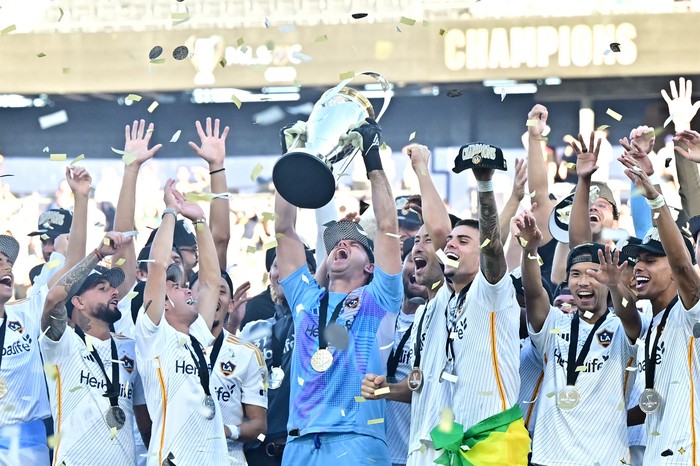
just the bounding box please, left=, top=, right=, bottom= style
left=273, top=106, right=403, bottom=464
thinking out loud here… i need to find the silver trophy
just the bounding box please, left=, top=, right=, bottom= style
left=272, top=71, right=391, bottom=209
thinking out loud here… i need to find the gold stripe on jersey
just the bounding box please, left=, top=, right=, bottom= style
left=689, top=336, right=697, bottom=465
left=52, top=365, right=63, bottom=466
left=226, top=334, right=266, bottom=368
left=489, top=312, right=507, bottom=411
left=156, top=357, right=167, bottom=466
left=525, top=372, right=544, bottom=429
left=622, top=357, right=634, bottom=394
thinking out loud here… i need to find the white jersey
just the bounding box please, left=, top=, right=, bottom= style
left=209, top=330, right=267, bottom=466
left=518, top=337, right=544, bottom=436
left=641, top=296, right=700, bottom=465
left=406, top=286, right=452, bottom=466
left=386, top=310, right=415, bottom=465
left=0, top=286, right=51, bottom=426
left=529, top=307, right=638, bottom=465
left=40, top=327, right=143, bottom=466
left=115, top=286, right=136, bottom=338
left=135, top=313, right=228, bottom=466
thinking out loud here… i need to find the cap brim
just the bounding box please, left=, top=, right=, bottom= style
left=548, top=209, right=569, bottom=244
left=621, top=243, right=665, bottom=259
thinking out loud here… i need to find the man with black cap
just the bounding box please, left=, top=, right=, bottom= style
left=40, top=230, right=146, bottom=465
left=240, top=247, right=317, bottom=466
left=274, top=117, right=402, bottom=465
left=619, top=151, right=700, bottom=465
left=515, top=207, right=643, bottom=466
left=145, top=219, right=198, bottom=279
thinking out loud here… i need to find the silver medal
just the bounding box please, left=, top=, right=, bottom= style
left=639, top=388, right=662, bottom=414
left=407, top=367, right=424, bottom=392
left=105, top=406, right=126, bottom=430
left=557, top=385, right=581, bottom=410
left=202, top=395, right=216, bottom=420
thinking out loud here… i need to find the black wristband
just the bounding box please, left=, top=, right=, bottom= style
left=362, top=145, right=383, bottom=175
left=209, top=168, right=225, bottom=175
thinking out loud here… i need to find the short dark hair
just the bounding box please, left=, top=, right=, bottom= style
left=454, top=219, right=479, bottom=230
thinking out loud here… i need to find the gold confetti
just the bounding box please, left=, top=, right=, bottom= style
left=583, top=310, right=594, bottom=319
left=480, top=238, right=490, bottom=249
left=127, top=291, right=139, bottom=300
left=438, top=408, right=454, bottom=432
left=384, top=232, right=401, bottom=238
left=261, top=212, right=277, bottom=221
left=275, top=232, right=285, bottom=239
left=1, top=25, right=16, bottom=35
left=663, top=115, right=674, bottom=128
left=477, top=391, right=493, bottom=396
left=408, top=131, right=416, bottom=141
left=517, top=237, right=528, bottom=248
left=70, top=154, right=85, bottom=165
left=44, top=259, right=61, bottom=270
left=653, top=212, right=660, bottom=219
left=606, top=108, right=623, bottom=121
left=263, top=239, right=278, bottom=251
left=526, top=119, right=538, bottom=127
left=246, top=245, right=256, bottom=254
left=44, top=363, right=58, bottom=380
left=339, top=71, right=355, bottom=80
left=171, top=12, right=190, bottom=22
left=150, top=58, right=165, bottom=65
left=126, top=94, right=142, bottom=102
left=37, top=52, right=46, bottom=58
left=575, top=365, right=587, bottom=372
left=374, top=387, right=391, bottom=396
left=103, top=238, right=110, bottom=245
left=121, top=152, right=135, bottom=165
left=439, top=28, right=446, bottom=36
left=250, top=163, right=263, bottom=181
left=650, top=431, right=661, bottom=436
left=315, top=34, right=328, bottom=42
left=219, top=58, right=227, bottom=68
left=47, top=433, right=61, bottom=449
left=435, top=249, right=459, bottom=268
left=62, top=68, right=70, bottom=75
left=596, top=125, right=610, bottom=132
left=431, top=280, right=441, bottom=290
left=545, top=391, right=556, bottom=398
left=565, top=162, right=576, bottom=169
left=115, top=258, right=126, bottom=266
left=617, top=402, right=625, bottom=411
left=529, top=191, right=536, bottom=198
left=354, top=396, right=365, bottom=403
left=621, top=298, right=628, bottom=307
left=367, top=418, right=384, bottom=425
left=549, top=328, right=561, bottom=334
left=147, top=102, right=159, bottom=113
left=58, top=7, right=64, bottom=22
left=195, top=222, right=204, bottom=232
left=109, top=426, right=118, bottom=440
left=68, top=385, right=83, bottom=393
left=231, top=95, right=242, bottom=109
left=399, top=16, right=416, bottom=26
left=50, top=154, right=67, bottom=161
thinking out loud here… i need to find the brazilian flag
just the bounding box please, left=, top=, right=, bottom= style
left=430, top=405, right=530, bottom=466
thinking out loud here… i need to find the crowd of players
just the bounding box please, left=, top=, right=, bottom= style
left=1, top=78, right=700, bottom=466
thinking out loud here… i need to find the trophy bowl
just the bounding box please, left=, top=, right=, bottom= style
left=273, top=72, right=391, bottom=209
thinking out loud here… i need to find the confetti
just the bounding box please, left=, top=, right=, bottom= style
left=517, top=237, right=528, bottom=248
left=170, top=130, right=182, bottom=143
left=477, top=391, right=493, bottom=396
left=384, top=232, right=401, bottom=239
left=147, top=102, right=159, bottom=113
left=37, top=52, right=46, bottom=58
left=44, top=363, right=58, bottom=380
left=126, top=94, right=142, bottom=103
left=435, top=249, right=459, bottom=268
left=663, top=115, right=674, bottom=128
left=549, top=328, right=561, bottom=334
left=438, top=408, right=454, bottom=432
left=441, top=372, right=458, bottom=383
left=480, top=238, right=490, bottom=249
left=625, top=366, right=637, bottom=372
left=575, top=365, right=587, bottom=372
left=315, top=35, right=328, bottom=42
left=58, top=7, right=64, bottom=22
left=606, top=108, right=623, bottom=121
left=231, top=95, right=242, bottom=109
left=62, top=68, right=70, bottom=75
left=127, top=291, right=139, bottom=300
left=148, top=46, right=163, bottom=60
left=339, top=71, right=355, bottom=80
left=583, top=311, right=594, bottom=319
left=650, top=431, right=661, bottom=436
left=432, top=281, right=441, bottom=290
left=408, top=131, right=416, bottom=141
left=367, top=418, right=384, bottom=425
left=354, top=396, right=365, bottom=403
left=1, top=25, right=16, bottom=35
left=47, top=433, right=61, bottom=449
left=50, top=154, right=67, bottom=161
left=565, top=162, right=576, bottom=169
left=439, top=28, right=446, bottom=36
left=70, top=154, right=85, bottom=165
left=610, top=42, right=621, bottom=53
left=621, top=298, right=628, bottom=307
left=596, top=125, right=610, bottom=132
left=68, top=385, right=83, bottom=393
left=250, top=163, right=263, bottom=181
left=122, top=152, right=137, bottom=166
left=379, top=341, right=394, bottom=350
left=526, top=119, right=538, bottom=127
left=261, top=212, right=277, bottom=221
left=172, top=12, right=190, bottom=23
left=257, top=433, right=266, bottom=442
left=44, top=259, right=61, bottom=270
left=245, top=245, right=256, bottom=254
left=546, top=391, right=556, bottom=398
left=446, top=89, right=462, bottom=98
left=341, top=409, right=345, bottom=417
left=399, top=17, right=416, bottom=26
left=396, top=26, right=401, bottom=33
left=219, top=58, right=227, bottom=68
left=374, top=387, right=391, bottom=396
left=351, top=13, right=368, bottom=19
left=263, top=239, right=278, bottom=251
left=529, top=191, right=536, bottom=198
left=39, top=110, right=69, bottom=130
left=275, top=232, right=285, bottom=239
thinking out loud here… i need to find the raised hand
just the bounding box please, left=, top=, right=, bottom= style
left=163, top=179, right=179, bottom=212
left=65, top=166, right=92, bottom=198
left=673, top=129, right=700, bottom=163
left=630, top=125, right=655, bottom=155
left=172, top=188, right=205, bottom=222
left=404, top=143, right=431, bottom=171
left=619, top=136, right=653, bottom=176
left=339, top=211, right=362, bottom=223
left=124, top=119, right=162, bottom=166
left=97, top=231, right=132, bottom=257
left=618, top=154, right=660, bottom=200
left=570, top=133, right=601, bottom=179
left=230, top=281, right=251, bottom=316
left=661, top=77, right=700, bottom=131
left=511, top=158, right=527, bottom=202
left=188, top=117, right=230, bottom=168
left=512, top=206, right=542, bottom=252
left=587, top=245, right=626, bottom=288
left=527, top=104, right=549, bottom=138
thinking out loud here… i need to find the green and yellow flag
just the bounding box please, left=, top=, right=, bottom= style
left=430, top=405, right=530, bottom=466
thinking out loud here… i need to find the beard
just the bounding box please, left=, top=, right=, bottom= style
left=94, top=303, right=122, bottom=325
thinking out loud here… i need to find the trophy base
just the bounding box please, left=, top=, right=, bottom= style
left=273, top=151, right=336, bottom=209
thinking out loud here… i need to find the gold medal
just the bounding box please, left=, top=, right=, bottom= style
left=0, top=378, right=8, bottom=399
left=310, top=349, right=333, bottom=372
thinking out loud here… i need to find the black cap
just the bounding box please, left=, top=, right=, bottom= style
left=130, top=280, right=146, bottom=324
left=145, top=219, right=196, bottom=248
left=566, top=242, right=607, bottom=274
left=265, top=246, right=317, bottom=273
left=66, top=266, right=125, bottom=317
left=402, top=236, right=415, bottom=262
left=323, top=221, right=375, bottom=263
left=453, top=142, right=507, bottom=173
left=509, top=266, right=553, bottom=302
left=621, top=227, right=696, bottom=265
left=28, top=209, right=72, bottom=239
left=189, top=269, right=235, bottom=298
left=689, top=215, right=700, bottom=242
left=614, top=236, right=642, bottom=265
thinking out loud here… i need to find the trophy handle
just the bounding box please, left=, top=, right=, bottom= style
left=317, top=71, right=392, bottom=122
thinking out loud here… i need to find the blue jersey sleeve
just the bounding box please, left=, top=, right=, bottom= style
left=365, top=266, right=403, bottom=315
left=279, top=265, right=324, bottom=322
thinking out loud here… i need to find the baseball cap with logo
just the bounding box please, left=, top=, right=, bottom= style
left=66, top=266, right=125, bottom=317
left=452, top=142, right=507, bottom=173
left=621, top=227, right=696, bottom=265
left=566, top=242, right=607, bottom=275
left=0, top=235, right=19, bottom=264
left=145, top=219, right=197, bottom=248
left=28, top=209, right=73, bottom=239
left=548, top=182, right=619, bottom=244
left=323, top=220, right=375, bottom=263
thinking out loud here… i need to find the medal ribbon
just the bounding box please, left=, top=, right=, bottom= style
left=317, top=292, right=347, bottom=350
left=208, top=331, right=225, bottom=374
left=412, top=306, right=429, bottom=369
left=75, top=326, right=120, bottom=408
left=444, top=284, right=471, bottom=363
left=270, top=306, right=290, bottom=368
left=387, top=320, right=413, bottom=379
left=565, top=310, right=609, bottom=386
left=188, top=335, right=212, bottom=397
left=0, top=317, right=7, bottom=373
left=644, top=296, right=678, bottom=390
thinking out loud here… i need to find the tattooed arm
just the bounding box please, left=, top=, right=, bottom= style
left=41, top=231, right=127, bottom=341
left=474, top=167, right=507, bottom=284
